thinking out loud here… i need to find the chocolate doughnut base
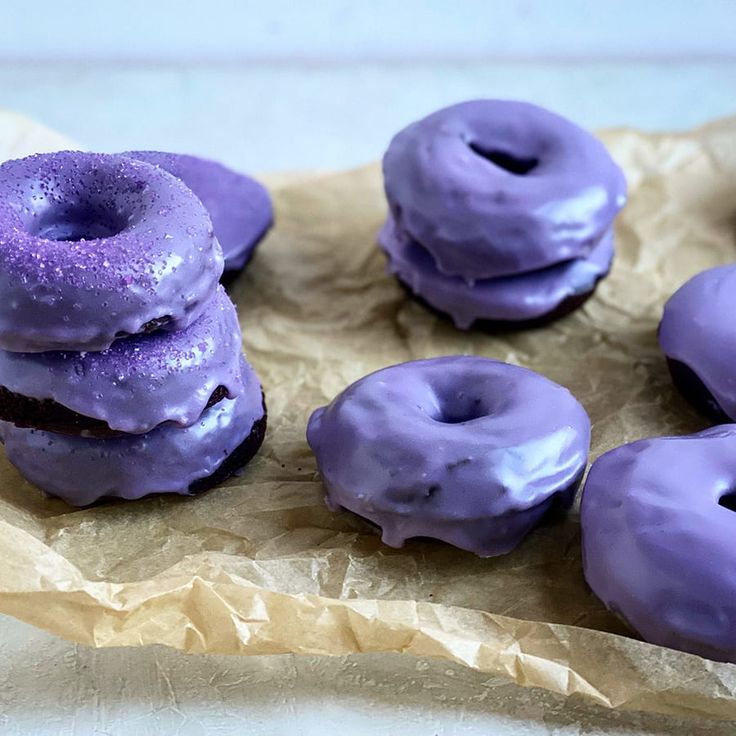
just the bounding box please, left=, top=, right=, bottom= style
left=220, top=222, right=270, bottom=288
left=221, top=268, right=242, bottom=288
left=398, top=280, right=599, bottom=332
left=0, top=384, right=230, bottom=438
left=666, top=358, right=732, bottom=423
left=189, top=399, right=267, bottom=494
left=220, top=241, right=262, bottom=288
left=134, top=315, right=171, bottom=335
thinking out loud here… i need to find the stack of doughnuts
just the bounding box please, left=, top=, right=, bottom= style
left=0, top=150, right=267, bottom=506
left=380, top=100, right=627, bottom=329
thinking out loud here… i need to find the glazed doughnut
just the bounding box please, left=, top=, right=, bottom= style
left=0, top=151, right=223, bottom=352
left=0, top=357, right=266, bottom=506
left=659, top=264, right=736, bottom=422
left=0, top=285, right=243, bottom=437
left=124, top=151, right=273, bottom=279
left=380, top=216, right=614, bottom=329
left=383, top=99, right=627, bottom=281
left=581, top=426, right=736, bottom=662
left=307, top=356, right=590, bottom=557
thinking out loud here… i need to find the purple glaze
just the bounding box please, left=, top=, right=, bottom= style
left=383, top=100, right=627, bottom=281
left=0, top=357, right=264, bottom=506
left=581, top=426, right=736, bottom=663
left=0, top=151, right=223, bottom=352
left=659, top=264, right=736, bottom=420
left=0, top=285, right=244, bottom=434
left=307, top=356, right=590, bottom=557
left=380, top=216, right=614, bottom=328
left=123, top=151, right=273, bottom=273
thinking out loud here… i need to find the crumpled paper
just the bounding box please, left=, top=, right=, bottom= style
left=1, top=110, right=736, bottom=720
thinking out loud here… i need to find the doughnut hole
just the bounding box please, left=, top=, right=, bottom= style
left=18, top=161, right=150, bottom=243
left=30, top=201, right=130, bottom=242
left=468, top=141, right=538, bottom=176
left=430, top=387, right=496, bottom=424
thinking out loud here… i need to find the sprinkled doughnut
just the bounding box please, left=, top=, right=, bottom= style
left=124, top=151, right=273, bottom=280
left=0, top=151, right=223, bottom=352
left=581, top=426, right=736, bottom=662
left=659, top=264, right=736, bottom=422
left=0, top=357, right=266, bottom=506
left=0, top=285, right=243, bottom=437
left=383, top=99, right=627, bottom=282
left=307, top=356, right=590, bottom=557
left=380, top=216, right=614, bottom=329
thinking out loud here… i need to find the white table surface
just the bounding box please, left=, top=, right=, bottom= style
left=2, top=612, right=735, bottom=736
left=1, top=60, right=736, bottom=734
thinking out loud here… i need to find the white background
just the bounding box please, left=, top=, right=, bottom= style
left=1, top=2, right=736, bottom=733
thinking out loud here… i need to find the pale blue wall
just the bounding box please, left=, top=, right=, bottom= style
left=3, top=1, right=735, bottom=170
left=1, top=0, right=735, bottom=61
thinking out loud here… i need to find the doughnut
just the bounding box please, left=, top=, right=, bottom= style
left=123, top=151, right=273, bottom=280
left=383, top=99, right=627, bottom=282
left=0, top=151, right=223, bottom=352
left=659, top=264, right=736, bottom=422
left=0, top=285, right=243, bottom=437
left=307, top=356, right=590, bottom=556
left=379, top=216, right=614, bottom=329
left=0, top=357, right=266, bottom=506
left=581, top=426, right=736, bottom=662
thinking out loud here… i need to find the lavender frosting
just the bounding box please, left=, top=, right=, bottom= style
left=0, top=151, right=223, bottom=352
left=0, top=285, right=244, bottom=434
left=659, top=264, right=736, bottom=420
left=581, top=426, right=736, bottom=663
left=0, top=357, right=265, bottom=506
left=380, top=216, right=614, bottom=328
left=124, top=151, right=273, bottom=272
left=307, top=356, right=590, bottom=557
left=383, top=100, right=627, bottom=281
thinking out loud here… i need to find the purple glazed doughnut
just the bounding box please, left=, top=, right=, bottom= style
left=380, top=216, right=614, bottom=329
left=0, top=151, right=223, bottom=352
left=123, top=151, right=273, bottom=277
left=581, top=426, right=736, bottom=662
left=659, top=264, right=736, bottom=422
left=0, top=285, right=244, bottom=436
left=0, top=357, right=266, bottom=506
left=383, top=100, right=627, bottom=281
left=307, top=356, right=590, bottom=557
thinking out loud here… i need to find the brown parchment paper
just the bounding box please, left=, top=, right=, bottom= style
left=1, top=111, right=736, bottom=721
